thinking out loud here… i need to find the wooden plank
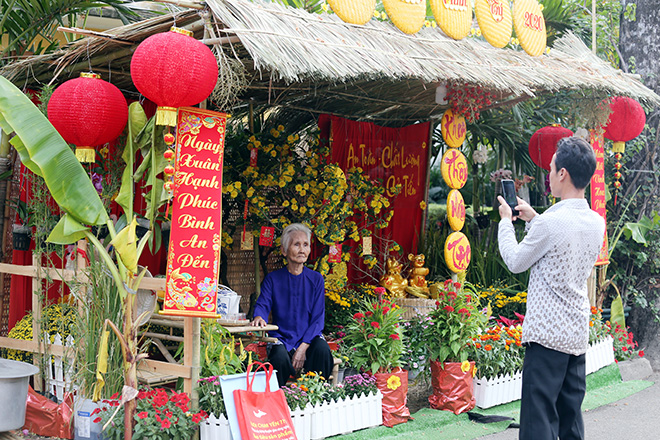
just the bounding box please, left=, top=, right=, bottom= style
left=0, top=336, right=73, bottom=358
left=0, top=262, right=80, bottom=282
left=225, top=324, right=278, bottom=334
left=139, top=359, right=192, bottom=379
left=183, top=318, right=193, bottom=395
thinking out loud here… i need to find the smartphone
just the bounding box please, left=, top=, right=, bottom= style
left=501, top=179, right=519, bottom=217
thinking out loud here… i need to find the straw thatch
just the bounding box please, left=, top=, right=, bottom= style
left=2, top=0, right=659, bottom=125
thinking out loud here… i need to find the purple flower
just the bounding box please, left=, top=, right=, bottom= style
left=91, top=173, right=103, bottom=194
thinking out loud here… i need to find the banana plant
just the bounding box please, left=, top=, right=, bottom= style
left=0, top=75, right=150, bottom=440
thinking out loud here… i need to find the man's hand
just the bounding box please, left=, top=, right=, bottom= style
left=497, top=195, right=514, bottom=220
left=292, top=342, right=309, bottom=371
left=513, top=196, right=538, bottom=222
left=250, top=316, right=267, bottom=328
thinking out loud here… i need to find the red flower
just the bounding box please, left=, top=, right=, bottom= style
left=192, top=413, right=203, bottom=424
left=484, top=344, right=493, bottom=351
left=371, top=321, right=380, bottom=329
left=389, top=334, right=400, bottom=340
left=137, top=411, right=148, bottom=419
left=622, top=347, right=628, bottom=351
left=367, top=333, right=375, bottom=339
left=639, top=350, right=645, bottom=357
left=443, top=306, right=455, bottom=313
left=155, top=414, right=162, bottom=422
left=161, top=418, right=172, bottom=429
left=374, top=287, right=386, bottom=296
left=353, top=312, right=365, bottom=320
left=365, top=311, right=373, bottom=317
left=93, top=417, right=101, bottom=424
left=444, top=279, right=452, bottom=287
left=382, top=306, right=390, bottom=314
left=435, top=301, right=440, bottom=307
left=91, top=408, right=101, bottom=416
left=458, top=308, right=469, bottom=314
left=454, top=282, right=462, bottom=289
left=110, top=392, right=120, bottom=399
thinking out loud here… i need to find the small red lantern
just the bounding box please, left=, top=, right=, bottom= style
left=130, top=27, right=218, bottom=127
left=528, top=125, right=574, bottom=171
left=603, top=97, right=646, bottom=204
left=48, top=72, right=128, bottom=162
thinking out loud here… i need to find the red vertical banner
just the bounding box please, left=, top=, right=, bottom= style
left=162, top=107, right=227, bottom=317
left=590, top=130, right=609, bottom=266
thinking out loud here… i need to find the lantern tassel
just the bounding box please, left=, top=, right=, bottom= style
left=613, top=141, right=626, bottom=154
left=156, top=106, right=178, bottom=127
left=75, top=146, right=96, bottom=163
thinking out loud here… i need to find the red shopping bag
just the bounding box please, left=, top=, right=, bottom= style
left=234, top=362, right=297, bottom=440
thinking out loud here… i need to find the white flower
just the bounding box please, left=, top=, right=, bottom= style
left=473, top=147, right=488, bottom=164
left=575, top=127, right=589, bottom=141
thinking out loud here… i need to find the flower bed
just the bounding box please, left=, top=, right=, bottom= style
left=290, top=391, right=383, bottom=440
left=473, top=337, right=616, bottom=409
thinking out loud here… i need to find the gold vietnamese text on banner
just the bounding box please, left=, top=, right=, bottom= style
left=590, top=130, right=609, bottom=266
left=162, top=107, right=227, bottom=317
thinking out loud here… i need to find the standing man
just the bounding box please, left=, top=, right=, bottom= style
left=497, top=137, right=605, bottom=440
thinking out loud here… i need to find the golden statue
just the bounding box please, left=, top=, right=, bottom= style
left=379, top=257, right=408, bottom=298
left=407, top=253, right=430, bottom=292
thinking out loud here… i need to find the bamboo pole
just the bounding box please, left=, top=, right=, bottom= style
left=592, top=0, right=596, bottom=54
left=31, top=253, right=43, bottom=392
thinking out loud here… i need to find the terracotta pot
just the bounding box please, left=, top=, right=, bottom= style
left=374, top=367, right=412, bottom=427
left=428, top=360, right=476, bottom=414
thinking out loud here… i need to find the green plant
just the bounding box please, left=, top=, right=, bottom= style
left=344, top=291, right=405, bottom=374
left=401, top=314, right=431, bottom=371
left=605, top=321, right=645, bottom=361
left=424, top=280, right=486, bottom=363
left=476, top=282, right=528, bottom=319
left=282, top=382, right=310, bottom=410
left=589, top=306, right=609, bottom=344
left=197, top=376, right=226, bottom=418
left=293, top=371, right=329, bottom=406
left=199, top=319, right=251, bottom=378
left=9, top=199, right=29, bottom=226
left=467, top=325, right=524, bottom=380
left=97, top=388, right=207, bottom=440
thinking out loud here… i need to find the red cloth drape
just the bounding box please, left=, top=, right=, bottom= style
left=318, top=115, right=430, bottom=283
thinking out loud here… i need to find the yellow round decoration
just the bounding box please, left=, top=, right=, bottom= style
left=447, top=190, right=466, bottom=231
left=382, top=0, right=426, bottom=35
left=512, top=0, right=546, bottom=57
left=475, top=0, right=513, bottom=49
left=444, top=231, right=471, bottom=273
left=328, top=0, right=376, bottom=25
left=441, top=109, right=466, bottom=148
left=441, top=148, right=468, bottom=189
left=430, top=0, right=473, bottom=40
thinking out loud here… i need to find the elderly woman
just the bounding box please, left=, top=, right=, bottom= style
left=250, top=223, right=333, bottom=386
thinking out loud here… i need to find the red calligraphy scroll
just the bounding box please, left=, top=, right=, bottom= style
left=590, top=130, right=609, bottom=266
left=162, top=107, right=227, bottom=317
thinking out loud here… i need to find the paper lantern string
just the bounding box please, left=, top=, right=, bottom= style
left=163, top=131, right=176, bottom=204
left=613, top=152, right=623, bottom=206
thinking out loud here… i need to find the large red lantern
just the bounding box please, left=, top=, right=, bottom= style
left=528, top=125, right=574, bottom=171
left=47, top=73, right=128, bottom=163
left=130, top=27, right=218, bottom=126
left=603, top=96, right=646, bottom=204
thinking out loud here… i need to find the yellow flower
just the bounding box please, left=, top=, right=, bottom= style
left=278, top=125, right=285, bottom=131
left=386, top=375, right=401, bottom=391
left=420, top=201, right=427, bottom=210
left=282, top=200, right=290, bottom=207
left=461, top=360, right=471, bottom=373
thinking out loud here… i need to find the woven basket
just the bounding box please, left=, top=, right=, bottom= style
left=395, top=297, right=437, bottom=320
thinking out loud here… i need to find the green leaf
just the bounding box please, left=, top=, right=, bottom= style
left=0, top=76, right=108, bottom=226
left=47, top=214, right=88, bottom=244
left=610, top=293, right=626, bottom=329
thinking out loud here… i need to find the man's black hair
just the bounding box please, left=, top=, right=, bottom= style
left=554, top=137, right=597, bottom=190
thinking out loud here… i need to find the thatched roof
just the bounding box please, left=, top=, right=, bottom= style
left=3, top=0, right=659, bottom=125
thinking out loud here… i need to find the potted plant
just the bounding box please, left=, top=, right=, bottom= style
left=10, top=199, right=31, bottom=251
left=423, top=280, right=485, bottom=414
left=344, top=289, right=411, bottom=427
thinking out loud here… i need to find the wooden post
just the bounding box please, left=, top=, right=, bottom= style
left=183, top=317, right=193, bottom=396
left=32, top=253, right=43, bottom=391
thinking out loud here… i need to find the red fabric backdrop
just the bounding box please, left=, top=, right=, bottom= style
left=318, top=115, right=430, bottom=281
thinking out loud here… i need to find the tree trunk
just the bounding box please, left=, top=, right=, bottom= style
left=618, top=0, right=660, bottom=371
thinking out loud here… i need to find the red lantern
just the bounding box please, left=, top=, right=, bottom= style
left=603, top=97, right=646, bottom=204
left=603, top=96, right=646, bottom=154
left=47, top=73, right=128, bottom=162
left=528, top=125, right=574, bottom=171
left=130, top=27, right=218, bottom=126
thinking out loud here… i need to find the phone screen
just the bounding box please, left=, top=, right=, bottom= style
left=501, top=179, right=519, bottom=216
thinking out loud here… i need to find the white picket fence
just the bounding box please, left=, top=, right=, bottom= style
left=44, top=332, right=76, bottom=402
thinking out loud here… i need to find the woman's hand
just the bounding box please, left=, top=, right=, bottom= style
left=292, top=342, right=309, bottom=371
left=250, top=316, right=267, bottom=328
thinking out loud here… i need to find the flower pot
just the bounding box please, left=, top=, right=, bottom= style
left=428, top=360, right=476, bottom=414
left=12, top=224, right=31, bottom=251
left=374, top=368, right=411, bottom=427
left=200, top=413, right=231, bottom=440
left=0, top=358, right=39, bottom=431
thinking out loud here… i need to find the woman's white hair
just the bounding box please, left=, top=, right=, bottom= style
left=281, top=223, right=311, bottom=254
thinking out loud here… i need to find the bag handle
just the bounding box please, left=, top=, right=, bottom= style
left=245, top=361, right=275, bottom=392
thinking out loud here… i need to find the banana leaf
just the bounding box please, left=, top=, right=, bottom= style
left=115, top=102, right=147, bottom=218
left=0, top=76, right=108, bottom=227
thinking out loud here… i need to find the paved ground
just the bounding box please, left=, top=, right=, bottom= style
left=477, top=372, right=660, bottom=439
